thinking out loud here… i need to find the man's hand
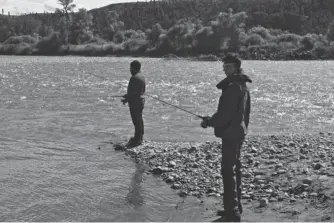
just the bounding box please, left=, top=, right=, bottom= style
left=121, top=94, right=128, bottom=105
left=200, top=116, right=210, bottom=128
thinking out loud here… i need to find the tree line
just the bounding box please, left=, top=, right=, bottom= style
left=1, top=0, right=334, bottom=60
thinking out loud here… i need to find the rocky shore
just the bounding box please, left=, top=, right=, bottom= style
left=113, top=132, right=334, bottom=221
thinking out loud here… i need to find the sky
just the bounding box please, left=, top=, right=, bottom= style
left=0, top=0, right=146, bottom=15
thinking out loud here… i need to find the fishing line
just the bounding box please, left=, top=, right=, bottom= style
left=87, top=72, right=205, bottom=119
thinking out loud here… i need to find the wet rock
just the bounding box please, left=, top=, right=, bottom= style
left=302, top=178, right=313, bottom=185
left=166, top=176, right=175, bottom=183
left=321, top=216, right=331, bottom=221
left=259, top=198, right=269, bottom=207
left=114, top=144, right=126, bottom=151
left=178, top=190, right=188, bottom=197
left=152, top=166, right=164, bottom=175
left=172, top=183, right=181, bottom=189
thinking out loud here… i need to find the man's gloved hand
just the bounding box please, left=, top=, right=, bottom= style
left=200, top=116, right=211, bottom=128
left=121, top=94, right=128, bottom=105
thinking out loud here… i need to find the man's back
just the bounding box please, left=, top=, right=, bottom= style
left=127, top=73, right=146, bottom=105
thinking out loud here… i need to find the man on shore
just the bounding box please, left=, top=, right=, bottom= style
left=121, top=60, right=146, bottom=147
left=201, top=53, right=252, bottom=222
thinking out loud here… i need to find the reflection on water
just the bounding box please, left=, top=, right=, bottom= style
left=127, top=163, right=145, bottom=209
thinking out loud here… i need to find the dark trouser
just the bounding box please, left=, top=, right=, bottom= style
left=221, top=139, right=243, bottom=220
left=129, top=103, right=144, bottom=142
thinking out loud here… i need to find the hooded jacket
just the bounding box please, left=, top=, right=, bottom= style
left=207, top=73, right=252, bottom=140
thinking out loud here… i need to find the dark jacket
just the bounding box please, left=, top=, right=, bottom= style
left=207, top=73, right=252, bottom=140
left=126, top=72, right=146, bottom=107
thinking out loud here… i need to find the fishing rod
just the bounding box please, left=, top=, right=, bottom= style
left=87, top=72, right=205, bottom=120
left=21, top=95, right=124, bottom=100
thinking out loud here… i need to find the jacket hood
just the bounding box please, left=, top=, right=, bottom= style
left=216, top=73, right=252, bottom=90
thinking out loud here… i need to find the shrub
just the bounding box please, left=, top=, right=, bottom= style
left=245, top=33, right=267, bottom=46
left=3, top=35, right=37, bottom=45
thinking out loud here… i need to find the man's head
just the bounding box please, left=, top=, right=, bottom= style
left=130, top=60, right=141, bottom=75
left=222, top=53, right=241, bottom=76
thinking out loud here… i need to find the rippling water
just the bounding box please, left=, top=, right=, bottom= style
left=0, top=56, right=333, bottom=221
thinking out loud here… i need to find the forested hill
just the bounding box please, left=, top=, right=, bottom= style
left=1, top=0, right=334, bottom=60
left=88, top=0, right=333, bottom=35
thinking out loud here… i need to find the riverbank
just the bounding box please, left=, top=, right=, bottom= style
left=0, top=47, right=328, bottom=61
left=113, top=132, right=334, bottom=221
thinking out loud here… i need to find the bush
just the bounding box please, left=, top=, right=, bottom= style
left=248, top=26, right=273, bottom=40
left=245, top=33, right=267, bottom=46
left=4, top=35, right=37, bottom=45
left=36, top=32, right=63, bottom=55
left=275, top=33, right=302, bottom=44
left=300, top=35, right=316, bottom=50
left=312, top=41, right=328, bottom=58
left=122, top=38, right=148, bottom=53
left=68, top=44, right=105, bottom=56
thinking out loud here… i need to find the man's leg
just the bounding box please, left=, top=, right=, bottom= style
left=129, top=105, right=143, bottom=143
left=236, top=141, right=243, bottom=214
left=222, top=139, right=240, bottom=222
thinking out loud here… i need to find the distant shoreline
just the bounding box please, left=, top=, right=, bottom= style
left=0, top=50, right=328, bottom=61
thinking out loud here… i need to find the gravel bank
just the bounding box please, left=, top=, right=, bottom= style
left=113, top=132, right=334, bottom=220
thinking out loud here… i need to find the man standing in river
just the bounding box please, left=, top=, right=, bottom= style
left=201, top=53, right=252, bottom=222
left=121, top=60, right=146, bottom=147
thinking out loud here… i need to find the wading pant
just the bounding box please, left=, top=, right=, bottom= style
left=221, top=139, right=244, bottom=220
left=129, top=103, right=144, bottom=142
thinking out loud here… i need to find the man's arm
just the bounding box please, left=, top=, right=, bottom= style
left=207, top=84, right=240, bottom=128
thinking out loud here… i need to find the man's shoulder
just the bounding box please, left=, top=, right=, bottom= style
left=133, top=73, right=145, bottom=82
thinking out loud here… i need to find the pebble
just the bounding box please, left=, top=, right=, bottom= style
left=259, top=198, right=269, bottom=207
left=269, top=198, right=277, bottom=202
left=314, top=163, right=324, bottom=170
left=242, top=172, right=253, bottom=178
left=302, top=178, right=313, bottom=185
left=178, top=190, right=188, bottom=197
left=278, top=169, right=287, bottom=174
left=250, top=146, right=258, bottom=153
left=265, top=189, right=273, bottom=194
left=290, top=197, right=297, bottom=202
left=169, top=161, right=176, bottom=167
left=166, top=176, right=175, bottom=183
left=310, top=192, right=318, bottom=197
left=172, top=183, right=181, bottom=189
left=253, top=169, right=266, bottom=175
left=152, top=166, right=164, bottom=175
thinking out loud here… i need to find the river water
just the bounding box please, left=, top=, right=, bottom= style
left=0, top=56, right=333, bottom=221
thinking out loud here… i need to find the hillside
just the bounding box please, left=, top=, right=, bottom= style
left=88, top=0, right=333, bottom=35
left=1, top=0, right=334, bottom=60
